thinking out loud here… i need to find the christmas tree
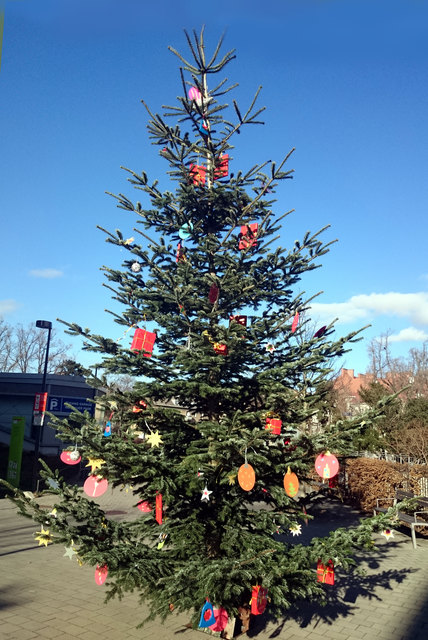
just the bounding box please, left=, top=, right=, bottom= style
left=2, top=29, right=394, bottom=636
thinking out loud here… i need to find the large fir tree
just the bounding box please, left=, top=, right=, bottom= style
left=3, top=29, right=394, bottom=635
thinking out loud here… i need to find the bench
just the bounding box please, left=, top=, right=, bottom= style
left=373, top=489, right=428, bottom=549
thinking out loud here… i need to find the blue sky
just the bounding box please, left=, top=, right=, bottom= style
left=1, top=0, right=427, bottom=375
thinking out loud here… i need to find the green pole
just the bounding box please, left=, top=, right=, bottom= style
left=7, top=416, right=25, bottom=488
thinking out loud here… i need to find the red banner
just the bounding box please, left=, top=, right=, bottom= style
left=34, top=392, right=48, bottom=412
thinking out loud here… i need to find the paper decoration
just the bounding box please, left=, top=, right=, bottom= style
left=251, top=585, right=268, bottom=615
left=283, top=467, right=299, bottom=497
left=265, top=414, right=282, bottom=435
left=178, top=222, right=193, bottom=240
left=48, top=508, right=57, bottom=518
left=34, top=527, right=52, bottom=547
left=137, top=500, right=152, bottom=513
left=289, top=524, right=302, bottom=536
left=60, top=450, right=81, bottom=465
left=47, top=478, right=59, bottom=490
left=95, top=564, right=108, bottom=585
left=239, top=223, right=258, bottom=250
left=208, top=284, right=219, bottom=304
left=198, top=600, right=216, bottom=628
left=209, top=608, right=229, bottom=632
left=103, top=421, right=112, bottom=437
left=157, top=532, right=168, bottom=550
left=146, top=430, right=163, bottom=448
left=123, top=237, right=134, bottom=245
left=84, top=475, right=108, bottom=498
left=229, top=315, right=247, bottom=327
left=156, top=493, right=163, bottom=525
left=189, top=164, right=206, bottom=185
left=381, top=529, right=395, bottom=541
left=131, top=261, right=141, bottom=273
left=213, top=342, right=228, bottom=355
left=317, top=560, right=334, bottom=585
left=176, top=242, right=185, bottom=263
left=63, top=545, right=77, bottom=560
left=315, top=451, right=339, bottom=479
left=85, top=458, right=105, bottom=474
left=238, top=463, right=255, bottom=491
left=130, top=328, right=156, bottom=357
left=132, top=400, right=147, bottom=413
left=214, top=154, right=229, bottom=179
left=188, top=86, right=202, bottom=102
left=201, top=486, right=213, bottom=502
left=265, top=342, right=275, bottom=354
left=314, top=325, right=327, bottom=338
left=198, top=121, right=209, bottom=136
left=291, top=312, right=299, bottom=333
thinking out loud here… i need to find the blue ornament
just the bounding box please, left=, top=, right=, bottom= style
left=103, top=421, right=112, bottom=437
left=178, top=222, right=193, bottom=240
left=198, top=600, right=216, bottom=628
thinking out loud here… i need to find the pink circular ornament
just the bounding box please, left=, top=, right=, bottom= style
left=188, top=86, right=201, bottom=102
left=60, top=450, right=81, bottom=465
left=209, top=608, right=229, bottom=632
left=315, top=451, right=339, bottom=479
left=137, top=501, right=152, bottom=513
left=84, top=475, right=108, bottom=497
left=95, top=564, right=108, bottom=585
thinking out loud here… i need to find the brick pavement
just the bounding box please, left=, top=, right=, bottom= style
left=1, top=491, right=428, bottom=640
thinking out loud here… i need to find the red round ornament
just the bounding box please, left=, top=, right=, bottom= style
left=95, top=564, right=108, bottom=585
left=84, top=475, right=108, bottom=497
left=137, top=501, right=152, bottom=513
left=60, top=450, right=81, bottom=465
left=315, top=451, right=339, bottom=479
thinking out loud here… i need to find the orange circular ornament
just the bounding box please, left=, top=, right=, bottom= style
left=238, top=463, right=256, bottom=491
left=283, top=467, right=299, bottom=497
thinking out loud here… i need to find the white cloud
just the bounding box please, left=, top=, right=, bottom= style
left=388, top=327, right=428, bottom=343
left=310, top=292, right=428, bottom=326
left=29, top=268, right=64, bottom=279
left=0, top=299, right=19, bottom=316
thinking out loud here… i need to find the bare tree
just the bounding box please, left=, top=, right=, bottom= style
left=0, top=320, right=71, bottom=373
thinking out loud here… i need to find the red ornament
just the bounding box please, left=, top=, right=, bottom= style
left=130, top=328, right=156, bottom=357
left=176, top=242, right=185, bottom=263
left=317, top=559, right=334, bottom=585
left=188, top=86, right=202, bottom=102
left=314, top=325, right=327, bottom=338
left=83, top=475, right=108, bottom=498
left=95, top=564, right=108, bottom=585
left=239, top=223, right=258, bottom=250
left=291, top=312, right=299, bottom=333
left=132, top=399, right=147, bottom=413
left=137, top=500, right=152, bottom=513
left=213, top=342, right=228, bottom=356
left=315, top=451, right=339, bottom=479
left=229, top=315, right=247, bottom=326
left=265, top=415, right=282, bottom=435
left=60, top=450, right=81, bottom=466
left=189, top=164, right=206, bottom=185
left=214, top=154, right=229, bottom=179
left=208, top=284, right=219, bottom=304
left=251, top=585, right=268, bottom=615
left=209, top=608, right=229, bottom=632
left=155, top=493, right=162, bottom=525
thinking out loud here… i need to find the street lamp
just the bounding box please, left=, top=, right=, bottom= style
left=32, top=320, right=52, bottom=491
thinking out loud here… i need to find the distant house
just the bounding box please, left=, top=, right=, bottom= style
left=333, top=368, right=375, bottom=416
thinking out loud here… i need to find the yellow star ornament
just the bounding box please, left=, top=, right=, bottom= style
left=35, top=527, right=52, bottom=547
left=85, top=458, right=105, bottom=473
left=146, top=430, right=163, bottom=448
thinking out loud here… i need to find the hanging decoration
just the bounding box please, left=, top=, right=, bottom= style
left=208, top=284, right=219, bottom=304
left=315, top=451, right=339, bottom=479
left=209, top=608, right=229, bottom=632
left=201, top=486, right=213, bottom=502
left=265, top=342, right=275, bottom=354
left=103, top=421, right=112, bottom=437
left=189, top=164, right=206, bottom=185
left=229, top=315, right=247, bottom=327
left=132, top=400, right=147, bottom=413
left=265, top=413, right=282, bottom=435
left=95, top=564, right=108, bottom=586
left=213, top=154, right=229, bottom=179
left=283, top=467, right=299, bottom=497
left=60, top=450, right=81, bottom=465
left=198, top=600, right=216, bottom=628
left=157, top=532, right=168, bottom=550
left=83, top=475, right=108, bottom=498
left=34, top=527, right=52, bottom=547
left=239, top=223, right=258, bottom=250
left=238, top=463, right=256, bottom=491
left=213, top=342, right=228, bottom=355
left=178, top=221, right=194, bottom=240
left=85, top=458, right=105, bottom=474
left=250, top=585, right=268, bottom=615
left=137, top=500, right=152, bottom=513
left=381, top=529, right=395, bottom=541
left=63, top=544, right=77, bottom=560
left=176, top=242, right=186, bottom=263
left=131, top=261, right=141, bottom=273
left=316, top=560, right=335, bottom=585
left=188, top=86, right=202, bottom=103
left=291, top=312, right=299, bottom=333
left=198, top=121, right=209, bottom=136
left=289, top=523, right=302, bottom=536
left=130, top=328, right=156, bottom=357
left=146, top=430, right=163, bottom=448
left=314, top=325, right=327, bottom=339
left=155, top=493, right=163, bottom=525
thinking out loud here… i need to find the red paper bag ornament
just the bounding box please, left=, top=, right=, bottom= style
left=291, top=312, right=299, bottom=333
left=251, top=585, right=268, bottom=615
left=176, top=242, right=185, bottom=263
left=188, top=86, right=202, bottom=102
left=239, top=223, right=258, bottom=250
left=131, top=328, right=156, bottom=357
left=214, top=154, right=229, bottom=179
left=315, top=451, right=339, bottom=479
left=265, top=415, right=282, bottom=435
left=209, top=284, right=219, bottom=304
left=317, top=559, right=335, bottom=585
left=155, top=493, right=162, bottom=525
left=95, top=564, right=108, bottom=585
left=213, top=342, right=228, bottom=355
left=209, top=607, right=229, bottom=632
left=229, top=315, right=247, bottom=326
left=189, top=164, right=206, bottom=185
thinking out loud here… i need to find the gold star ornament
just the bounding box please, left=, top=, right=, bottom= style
left=146, top=430, right=163, bottom=448
left=35, top=527, right=52, bottom=547
left=85, top=458, right=105, bottom=473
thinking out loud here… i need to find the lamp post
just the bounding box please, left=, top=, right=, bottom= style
left=32, top=320, right=52, bottom=491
